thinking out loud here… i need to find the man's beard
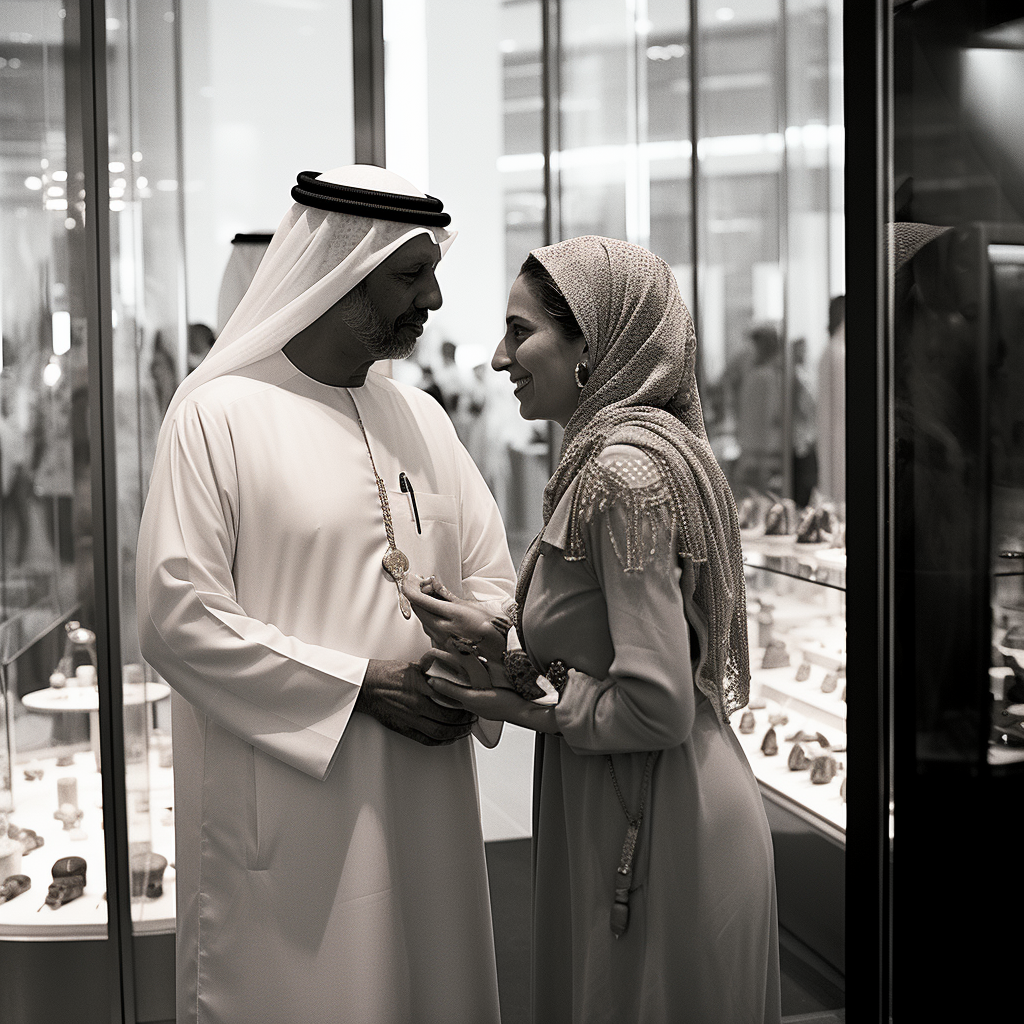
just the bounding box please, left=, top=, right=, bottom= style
left=336, top=282, right=424, bottom=361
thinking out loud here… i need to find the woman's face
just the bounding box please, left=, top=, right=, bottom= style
left=492, top=274, right=587, bottom=428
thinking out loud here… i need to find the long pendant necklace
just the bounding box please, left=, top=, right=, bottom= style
left=349, top=393, right=412, bottom=619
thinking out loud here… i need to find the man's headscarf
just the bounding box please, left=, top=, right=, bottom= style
left=155, top=165, right=455, bottom=464
left=517, top=235, right=750, bottom=722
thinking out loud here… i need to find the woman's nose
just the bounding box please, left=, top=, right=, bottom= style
left=491, top=337, right=511, bottom=372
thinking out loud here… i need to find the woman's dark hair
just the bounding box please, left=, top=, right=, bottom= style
left=519, top=254, right=584, bottom=340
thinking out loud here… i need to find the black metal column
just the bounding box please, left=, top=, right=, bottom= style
left=352, top=0, right=386, bottom=167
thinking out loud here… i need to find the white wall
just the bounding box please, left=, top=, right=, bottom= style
left=181, top=0, right=355, bottom=331
left=385, top=0, right=506, bottom=368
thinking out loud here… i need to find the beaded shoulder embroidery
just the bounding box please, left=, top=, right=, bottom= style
left=570, top=448, right=674, bottom=571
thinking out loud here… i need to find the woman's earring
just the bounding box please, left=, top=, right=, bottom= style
left=574, top=360, right=590, bottom=390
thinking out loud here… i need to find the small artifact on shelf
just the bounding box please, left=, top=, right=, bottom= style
left=0, top=874, right=31, bottom=905
left=840, top=776, right=847, bottom=802
left=739, top=710, right=756, bottom=734
left=23, top=768, right=44, bottom=782
left=756, top=602, right=775, bottom=648
left=821, top=671, right=839, bottom=693
left=44, top=857, right=87, bottom=909
left=796, top=507, right=836, bottom=545
left=841, top=684, right=846, bottom=702
left=8, top=825, right=44, bottom=855
left=748, top=696, right=766, bottom=710
left=788, top=743, right=811, bottom=770
left=1002, top=625, right=1024, bottom=650
left=810, top=755, right=838, bottom=784
left=130, top=852, right=169, bottom=900
left=764, top=501, right=791, bottom=536
left=738, top=496, right=761, bottom=530
left=761, top=640, right=790, bottom=670
left=768, top=711, right=789, bottom=727
left=785, top=729, right=817, bottom=743
left=761, top=726, right=779, bottom=756
left=795, top=661, right=811, bottom=682
left=814, top=731, right=831, bottom=748
left=54, top=803, right=84, bottom=832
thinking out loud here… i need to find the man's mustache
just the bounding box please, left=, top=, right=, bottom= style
left=396, top=310, right=427, bottom=329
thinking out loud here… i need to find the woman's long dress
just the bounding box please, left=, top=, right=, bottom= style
left=523, top=445, right=782, bottom=1024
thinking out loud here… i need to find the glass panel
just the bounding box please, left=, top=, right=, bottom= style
left=104, top=0, right=184, bottom=933
left=892, top=3, right=1024, bottom=766
left=0, top=0, right=106, bottom=938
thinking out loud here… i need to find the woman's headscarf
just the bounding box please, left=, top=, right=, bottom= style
left=517, top=235, right=750, bottom=722
left=153, top=165, right=455, bottom=469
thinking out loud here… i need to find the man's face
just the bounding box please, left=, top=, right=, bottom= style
left=339, top=233, right=443, bottom=361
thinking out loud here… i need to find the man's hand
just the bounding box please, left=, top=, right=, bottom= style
left=354, top=656, right=477, bottom=746
left=402, top=574, right=511, bottom=662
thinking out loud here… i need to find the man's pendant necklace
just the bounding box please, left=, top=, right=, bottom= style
left=350, top=394, right=412, bottom=619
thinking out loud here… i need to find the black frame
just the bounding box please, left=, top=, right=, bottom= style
left=843, top=1, right=892, bottom=1021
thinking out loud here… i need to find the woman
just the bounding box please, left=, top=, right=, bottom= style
left=408, top=236, right=781, bottom=1023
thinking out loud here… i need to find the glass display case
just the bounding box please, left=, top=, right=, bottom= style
left=735, top=547, right=846, bottom=833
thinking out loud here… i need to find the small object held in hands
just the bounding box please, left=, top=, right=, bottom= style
left=788, top=744, right=811, bottom=770
left=502, top=650, right=547, bottom=700
left=761, top=726, right=778, bottom=756
left=739, top=710, right=756, bottom=734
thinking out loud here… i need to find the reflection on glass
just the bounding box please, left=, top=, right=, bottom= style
left=893, top=2, right=1024, bottom=767
left=0, top=0, right=105, bottom=939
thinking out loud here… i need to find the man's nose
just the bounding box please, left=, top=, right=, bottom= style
left=416, top=271, right=443, bottom=311
left=491, top=337, right=511, bottom=371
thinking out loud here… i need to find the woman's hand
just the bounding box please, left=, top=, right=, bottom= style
left=402, top=574, right=512, bottom=662
left=424, top=649, right=561, bottom=734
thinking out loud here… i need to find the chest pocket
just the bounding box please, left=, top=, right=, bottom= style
left=386, top=489, right=463, bottom=593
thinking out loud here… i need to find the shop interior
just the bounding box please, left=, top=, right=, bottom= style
left=1, top=1, right=1021, bottom=1022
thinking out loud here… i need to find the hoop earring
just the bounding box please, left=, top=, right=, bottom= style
left=574, top=361, right=590, bottom=389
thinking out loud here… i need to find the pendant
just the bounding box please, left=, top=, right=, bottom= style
left=382, top=545, right=412, bottom=619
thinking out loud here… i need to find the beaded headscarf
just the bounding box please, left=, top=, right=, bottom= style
left=515, top=235, right=750, bottom=722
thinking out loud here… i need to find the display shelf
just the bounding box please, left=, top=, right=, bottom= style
left=743, top=540, right=847, bottom=591
left=0, top=743, right=175, bottom=940
left=739, top=550, right=848, bottom=836
left=732, top=697, right=847, bottom=834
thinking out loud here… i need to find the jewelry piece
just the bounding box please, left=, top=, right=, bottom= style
left=574, top=360, right=590, bottom=389
left=607, top=751, right=658, bottom=937
left=350, top=396, right=412, bottom=619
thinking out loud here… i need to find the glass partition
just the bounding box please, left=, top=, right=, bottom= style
left=104, top=0, right=184, bottom=933
left=0, top=0, right=105, bottom=939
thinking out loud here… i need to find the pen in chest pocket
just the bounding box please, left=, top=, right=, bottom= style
left=399, top=472, right=422, bottom=534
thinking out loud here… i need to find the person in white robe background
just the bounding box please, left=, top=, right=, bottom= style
left=137, top=166, right=515, bottom=1024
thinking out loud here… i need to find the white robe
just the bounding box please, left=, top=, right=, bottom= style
left=137, top=351, right=515, bottom=1024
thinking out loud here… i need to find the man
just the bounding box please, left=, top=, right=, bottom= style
left=137, top=166, right=515, bottom=1024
